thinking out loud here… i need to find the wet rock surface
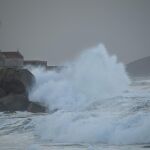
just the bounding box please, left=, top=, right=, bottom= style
left=0, top=68, right=46, bottom=112
left=27, top=102, right=46, bottom=113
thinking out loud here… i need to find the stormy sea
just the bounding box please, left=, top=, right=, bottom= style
left=0, top=44, right=150, bottom=150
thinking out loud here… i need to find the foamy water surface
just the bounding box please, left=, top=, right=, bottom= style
left=0, top=44, right=150, bottom=150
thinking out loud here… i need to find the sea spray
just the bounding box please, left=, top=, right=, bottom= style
left=30, top=44, right=130, bottom=111
left=29, top=44, right=150, bottom=144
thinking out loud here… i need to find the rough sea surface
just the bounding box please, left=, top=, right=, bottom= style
left=0, top=44, right=150, bottom=150
left=0, top=78, right=150, bottom=150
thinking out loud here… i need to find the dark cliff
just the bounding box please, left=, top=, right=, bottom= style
left=0, top=68, right=34, bottom=96
left=126, top=56, right=150, bottom=77
left=0, top=68, right=45, bottom=112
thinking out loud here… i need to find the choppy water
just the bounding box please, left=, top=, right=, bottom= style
left=1, top=44, right=150, bottom=150
left=0, top=78, right=150, bottom=150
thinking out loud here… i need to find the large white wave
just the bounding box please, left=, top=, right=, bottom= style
left=29, top=44, right=130, bottom=111
left=29, top=44, right=150, bottom=145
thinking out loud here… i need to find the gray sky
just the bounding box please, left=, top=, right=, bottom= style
left=0, top=0, right=150, bottom=65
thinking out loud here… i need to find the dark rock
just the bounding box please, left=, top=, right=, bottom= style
left=0, top=88, right=6, bottom=98
left=27, top=102, right=46, bottom=113
left=0, top=68, right=47, bottom=113
left=0, top=103, right=6, bottom=111
left=0, top=79, right=26, bottom=95
left=0, top=94, right=29, bottom=111
left=0, top=68, right=35, bottom=95
left=0, top=68, right=35, bottom=112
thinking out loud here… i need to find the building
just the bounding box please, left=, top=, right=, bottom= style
left=24, top=60, right=47, bottom=68
left=0, top=51, right=24, bottom=68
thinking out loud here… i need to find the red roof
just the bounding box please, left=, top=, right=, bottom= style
left=1, top=51, right=23, bottom=59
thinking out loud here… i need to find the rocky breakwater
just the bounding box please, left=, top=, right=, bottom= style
left=0, top=68, right=45, bottom=112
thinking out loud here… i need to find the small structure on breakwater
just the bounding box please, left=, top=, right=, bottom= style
left=24, top=60, right=47, bottom=68
left=0, top=50, right=63, bottom=71
left=0, top=51, right=24, bottom=68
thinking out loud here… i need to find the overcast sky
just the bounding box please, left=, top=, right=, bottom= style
left=0, top=0, right=150, bottom=65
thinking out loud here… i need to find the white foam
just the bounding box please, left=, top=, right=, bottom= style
left=30, top=44, right=130, bottom=111
left=27, top=144, right=40, bottom=150
left=29, top=44, right=147, bottom=145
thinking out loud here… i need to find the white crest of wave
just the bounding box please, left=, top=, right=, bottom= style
left=29, top=44, right=130, bottom=111
left=28, top=44, right=149, bottom=145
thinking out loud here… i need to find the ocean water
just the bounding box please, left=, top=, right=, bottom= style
left=0, top=44, right=150, bottom=150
